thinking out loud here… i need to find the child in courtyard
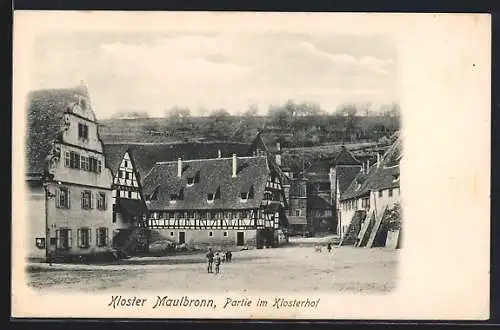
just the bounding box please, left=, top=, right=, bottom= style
left=206, top=248, right=214, bottom=273
left=214, top=252, right=222, bottom=274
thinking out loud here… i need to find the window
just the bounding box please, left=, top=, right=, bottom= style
left=128, top=191, right=132, bottom=199
left=125, top=172, right=130, bottom=180
left=389, top=189, right=393, bottom=197
left=81, top=190, right=93, bottom=209
left=187, top=211, right=194, bottom=218
left=56, top=187, right=70, bottom=208
left=227, top=212, right=233, bottom=218
left=77, top=228, right=91, bottom=248
left=56, top=228, right=72, bottom=250
left=78, top=123, right=89, bottom=139
left=223, top=232, right=228, bottom=237
left=209, top=231, right=213, bottom=237
left=362, top=198, right=370, bottom=209
left=207, top=193, right=215, bottom=202
left=64, top=151, right=70, bottom=167
left=96, top=227, right=108, bottom=247
left=89, top=157, right=99, bottom=173
left=124, top=160, right=128, bottom=168
left=170, top=194, right=177, bottom=202
left=170, top=232, right=174, bottom=236
left=69, top=151, right=80, bottom=169
left=187, top=177, right=194, bottom=186
left=295, top=209, right=301, bottom=216
left=240, top=192, right=249, bottom=201
left=209, top=212, right=216, bottom=219
left=97, top=192, right=107, bottom=210
left=392, top=174, right=400, bottom=183
left=379, top=190, right=383, bottom=197
left=80, top=155, right=89, bottom=171
left=112, top=212, right=116, bottom=223
left=97, top=160, right=102, bottom=173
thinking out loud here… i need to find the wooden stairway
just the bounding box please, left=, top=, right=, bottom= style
left=338, top=210, right=366, bottom=246
left=355, top=209, right=375, bottom=247
left=366, top=206, right=388, bottom=248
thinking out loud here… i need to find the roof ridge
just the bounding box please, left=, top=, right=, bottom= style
left=155, top=155, right=267, bottom=165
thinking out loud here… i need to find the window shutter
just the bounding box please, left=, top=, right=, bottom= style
left=81, top=191, right=84, bottom=209
left=89, top=192, right=93, bottom=209
left=95, top=228, right=99, bottom=247
left=68, top=229, right=72, bottom=248
left=77, top=229, right=81, bottom=248
left=67, top=189, right=71, bottom=209
left=88, top=228, right=92, bottom=245
left=55, top=188, right=60, bottom=208
left=105, top=228, right=109, bottom=246
left=56, top=229, right=60, bottom=248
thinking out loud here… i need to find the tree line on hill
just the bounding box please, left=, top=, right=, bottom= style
left=108, top=100, right=400, bottom=147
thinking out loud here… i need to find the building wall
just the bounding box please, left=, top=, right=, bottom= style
left=339, top=187, right=400, bottom=237
left=153, top=228, right=258, bottom=249
left=26, top=184, right=46, bottom=260
left=45, top=182, right=113, bottom=257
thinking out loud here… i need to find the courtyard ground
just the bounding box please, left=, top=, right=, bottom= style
left=26, top=244, right=399, bottom=293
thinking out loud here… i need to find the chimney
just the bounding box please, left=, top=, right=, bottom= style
left=232, top=154, right=237, bottom=178
left=177, top=158, right=182, bottom=177
left=218, top=149, right=222, bottom=158
left=377, top=153, right=381, bottom=168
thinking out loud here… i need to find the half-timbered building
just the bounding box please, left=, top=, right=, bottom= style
left=103, top=145, right=148, bottom=252
left=142, top=154, right=289, bottom=249
left=25, top=85, right=114, bottom=262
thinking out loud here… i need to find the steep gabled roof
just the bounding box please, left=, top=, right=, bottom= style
left=335, top=166, right=363, bottom=194
left=102, top=144, right=131, bottom=176
left=143, top=156, right=270, bottom=211
left=103, top=142, right=250, bottom=182
left=26, top=86, right=91, bottom=175
left=340, top=135, right=402, bottom=201
left=332, top=145, right=362, bottom=166
left=307, top=194, right=333, bottom=210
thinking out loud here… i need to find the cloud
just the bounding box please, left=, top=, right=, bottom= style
left=31, top=32, right=399, bottom=118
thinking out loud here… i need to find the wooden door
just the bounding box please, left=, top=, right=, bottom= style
left=179, top=232, right=185, bottom=244
left=236, top=232, right=244, bottom=246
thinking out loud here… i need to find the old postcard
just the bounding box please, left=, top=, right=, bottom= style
left=12, top=12, right=490, bottom=319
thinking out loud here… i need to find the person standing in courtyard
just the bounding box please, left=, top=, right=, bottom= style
left=214, top=252, right=222, bottom=274
left=226, top=250, right=232, bottom=262
left=206, top=248, right=214, bottom=273
left=327, top=243, right=332, bottom=253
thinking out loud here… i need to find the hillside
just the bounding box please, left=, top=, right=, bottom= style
left=98, top=114, right=399, bottom=146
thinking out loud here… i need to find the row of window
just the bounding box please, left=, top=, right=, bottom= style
left=378, top=188, right=394, bottom=197
left=118, top=170, right=134, bottom=180
left=343, top=188, right=397, bottom=211
left=151, top=210, right=256, bottom=220
left=168, top=231, right=229, bottom=238
left=56, top=187, right=107, bottom=210
left=51, top=227, right=108, bottom=250
left=64, top=151, right=102, bottom=173
left=114, top=190, right=140, bottom=199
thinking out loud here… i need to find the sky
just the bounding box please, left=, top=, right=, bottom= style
left=31, top=30, right=399, bottom=119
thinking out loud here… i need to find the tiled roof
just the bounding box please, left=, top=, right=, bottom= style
left=104, top=142, right=251, bottom=182
left=25, top=86, right=90, bottom=175
left=335, top=166, right=363, bottom=194
left=103, top=144, right=130, bottom=176
left=307, top=194, right=332, bottom=210
left=332, top=146, right=362, bottom=166
left=340, top=135, right=402, bottom=201
left=143, top=156, right=270, bottom=211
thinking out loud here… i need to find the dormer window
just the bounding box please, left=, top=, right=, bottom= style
left=240, top=192, right=249, bottom=202
left=187, top=177, right=195, bottom=186
left=392, top=174, right=400, bottom=183
left=169, top=194, right=177, bottom=204
left=207, top=193, right=215, bottom=203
